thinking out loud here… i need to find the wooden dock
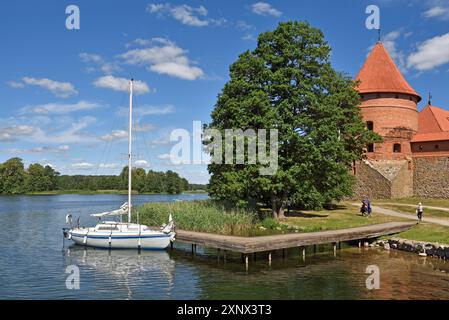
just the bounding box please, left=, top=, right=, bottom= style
left=174, top=222, right=416, bottom=264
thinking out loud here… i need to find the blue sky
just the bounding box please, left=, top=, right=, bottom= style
left=1, top=0, right=448, bottom=184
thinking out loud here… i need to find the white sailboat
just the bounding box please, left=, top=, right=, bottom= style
left=63, top=79, right=176, bottom=250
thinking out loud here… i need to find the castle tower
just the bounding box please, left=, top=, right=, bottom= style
left=355, top=42, right=422, bottom=160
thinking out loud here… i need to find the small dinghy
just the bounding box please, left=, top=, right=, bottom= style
left=63, top=79, right=176, bottom=250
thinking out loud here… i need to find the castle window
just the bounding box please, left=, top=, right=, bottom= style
left=393, top=144, right=401, bottom=153
left=419, top=145, right=423, bottom=151
left=367, top=143, right=374, bottom=153
left=367, top=121, right=374, bottom=131
left=435, top=144, right=439, bottom=150
left=395, top=94, right=399, bottom=99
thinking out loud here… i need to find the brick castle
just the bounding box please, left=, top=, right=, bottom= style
left=353, top=42, right=449, bottom=199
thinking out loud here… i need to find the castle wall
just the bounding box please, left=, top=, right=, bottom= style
left=391, top=161, right=414, bottom=198
left=412, top=141, right=449, bottom=153
left=353, top=161, right=391, bottom=199
left=413, top=156, right=449, bottom=198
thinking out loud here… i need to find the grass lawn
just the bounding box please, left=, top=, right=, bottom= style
left=376, top=198, right=449, bottom=208
left=394, top=222, right=449, bottom=244
left=281, top=205, right=407, bottom=233
left=375, top=204, right=449, bottom=220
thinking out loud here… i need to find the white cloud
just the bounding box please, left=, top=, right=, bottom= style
left=236, top=20, right=254, bottom=31
left=157, top=153, right=171, bottom=160
left=94, top=76, right=150, bottom=94
left=120, top=39, right=204, bottom=80
left=101, top=129, right=128, bottom=142
left=71, top=162, right=95, bottom=170
left=134, top=123, right=156, bottom=132
left=7, top=81, right=25, bottom=88
left=118, top=105, right=175, bottom=117
left=147, top=3, right=215, bottom=27
left=31, top=116, right=97, bottom=144
left=424, top=6, right=449, bottom=20
left=0, top=125, right=37, bottom=142
left=251, top=2, right=282, bottom=17
left=20, top=77, right=78, bottom=97
left=20, top=100, right=100, bottom=115
left=382, top=31, right=406, bottom=71
left=79, top=53, right=120, bottom=74
left=407, top=33, right=449, bottom=71
left=134, top=159, right=150, bottom=168
left=99, top=163, right=121, bottom=169
left=3, top=145, right=70, bottom=154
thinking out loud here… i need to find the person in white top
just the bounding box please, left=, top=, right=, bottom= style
left=416, top=203, right=424, bottom=221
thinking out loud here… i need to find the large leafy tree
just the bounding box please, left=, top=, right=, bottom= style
left=206, top=21, right=379, bottom=218
left=1, top=157, right=26, bottom=194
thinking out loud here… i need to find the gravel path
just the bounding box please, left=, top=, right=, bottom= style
left=350, top=203, right=449, bottom=227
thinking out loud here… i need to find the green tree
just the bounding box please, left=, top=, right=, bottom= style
left=133, top=168, right=147, bottom=193
left=26, top=163, right=49, bottom=192
left=1, top=158, right=26, bottom=194
left=206, top=21, right=379, bottom=218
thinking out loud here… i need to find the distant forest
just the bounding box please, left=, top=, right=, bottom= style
left=0, top=157, right=207, bottom=195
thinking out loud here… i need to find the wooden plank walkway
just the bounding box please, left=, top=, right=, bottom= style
left=175, top=221, right=416, bottom=254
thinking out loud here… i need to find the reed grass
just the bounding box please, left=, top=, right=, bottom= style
left=137, top=200, right=258, bottom=236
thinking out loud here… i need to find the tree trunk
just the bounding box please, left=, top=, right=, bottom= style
left=278, top=204, right=286, bottom=219
left=271, top=194, right=278, bottom=219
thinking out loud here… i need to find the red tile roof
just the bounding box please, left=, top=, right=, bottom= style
left=413, top=105, right=449, bottom=142
left=355, top=42, right=421, bottom=101
left=418, top=104, right=449, bottom=132
left=411, top=131, right=449, bottom=143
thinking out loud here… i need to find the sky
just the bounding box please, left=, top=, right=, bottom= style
left=0, top=0, right=449, bottom=184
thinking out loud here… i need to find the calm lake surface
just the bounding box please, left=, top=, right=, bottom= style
left=0, top=194, right=448, bottom=300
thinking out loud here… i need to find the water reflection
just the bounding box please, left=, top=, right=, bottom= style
left=64, top=247, right=177, bottom=300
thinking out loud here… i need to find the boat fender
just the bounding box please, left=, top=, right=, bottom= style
left=68, top=233, right=72, bottom=240
left=83, top=235, right=87, bottom=244
left=108, top=236, right=112, bottom=245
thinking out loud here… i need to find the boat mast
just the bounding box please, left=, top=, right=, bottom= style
left=128, top=79, right=133, bottom=224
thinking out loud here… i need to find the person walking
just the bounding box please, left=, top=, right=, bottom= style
left=367, top=199, right=372, bottom=217
left=416, top=202, right=424, bottom=221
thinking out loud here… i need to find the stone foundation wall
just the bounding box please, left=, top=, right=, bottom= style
left=391, top=161, right=414, bottom=198
left=413, top=157, right=449, bottom=198
left=353, top=161, right=391, bottom=199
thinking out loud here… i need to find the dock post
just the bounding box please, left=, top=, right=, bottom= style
left=302, top=247, right=306, bottom=261
left=245, top=254, right=249, bottom=270
left=313, top=245, right=317, bottom=254
left=358, top=241, right=361, bottom=248
left=333, top=243, right=337, bottom=256
left=194, top=244, right=197, bottom=255
left=268, top=252, right=272, bottom=266
left=338, top=242, right=341, bottom=250
left=191, top=244, right=194, bottom=255
left=282, top=249, right=286, bottom=259
left=217, top=249, right=220, bottom=262
left=170, top=241, right=173, bottom=250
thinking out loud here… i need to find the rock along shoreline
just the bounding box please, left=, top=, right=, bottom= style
left=375, top=237, right=449, bottom=260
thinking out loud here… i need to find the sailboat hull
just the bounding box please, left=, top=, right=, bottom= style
left=68, top=228, right=175, bottom=250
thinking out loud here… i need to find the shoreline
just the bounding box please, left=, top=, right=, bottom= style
left=376, top=237, right=449, bottom=260
left=0, top=190, right=208, bottom=196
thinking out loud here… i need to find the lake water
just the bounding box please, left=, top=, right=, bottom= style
left=0, top=194, right=448, bottom=300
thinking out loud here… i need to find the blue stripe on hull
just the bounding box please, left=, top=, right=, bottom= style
left=71, top=234, right=172, bottom=240
left=70, top=243, right=168, bottom=251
